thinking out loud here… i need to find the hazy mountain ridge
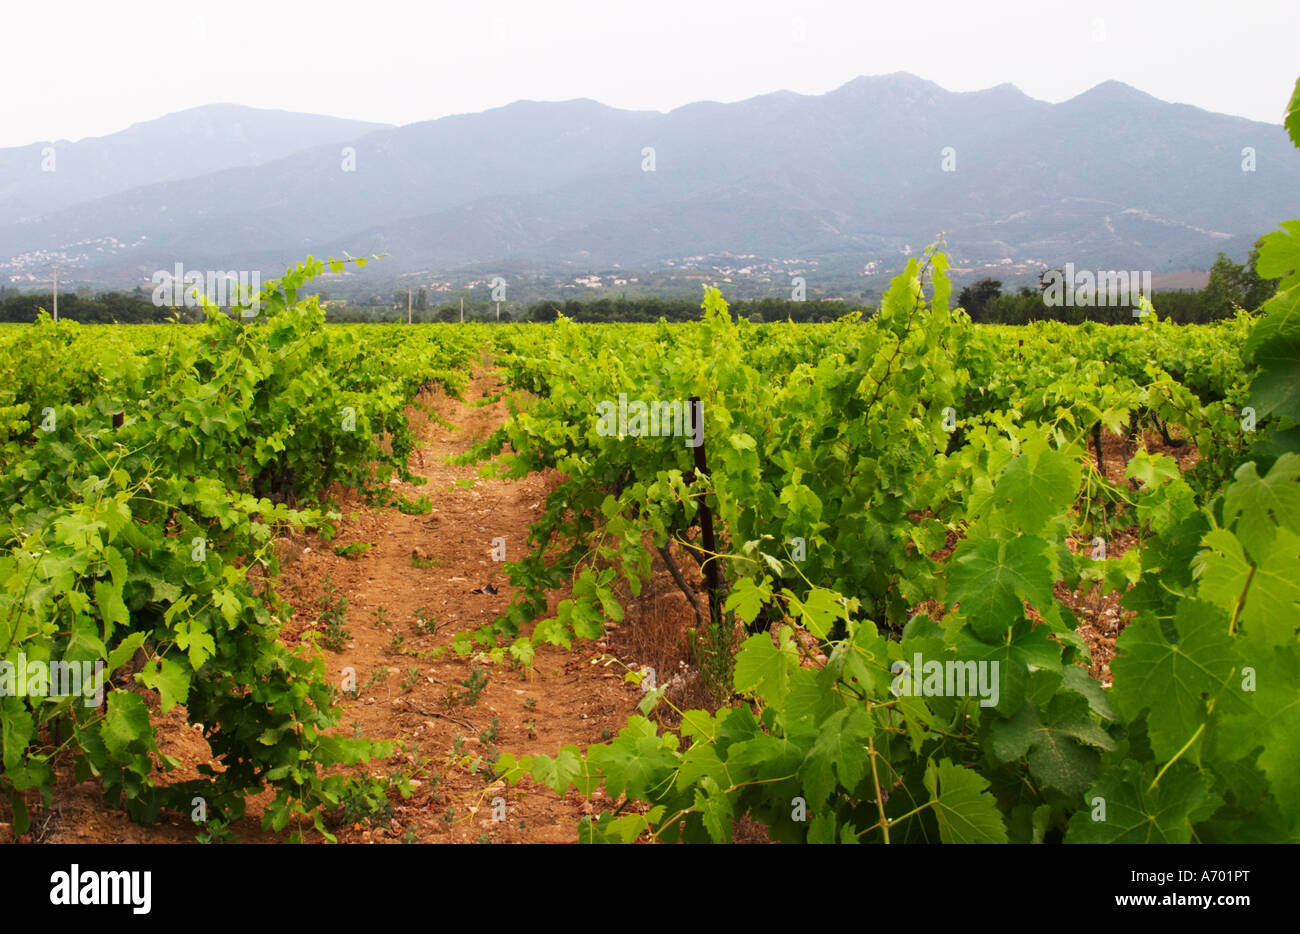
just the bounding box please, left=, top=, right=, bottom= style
left=0, top=104, right=392, bottom=226
left=2, top=74, right=1296, bottom=288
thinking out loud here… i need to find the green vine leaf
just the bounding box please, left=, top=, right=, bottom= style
left=1066, top=761, right=1222, bottom=843
left=947, top=536, right=1054, bottom=641
left=1108, top=601, right=1238, bottom=761
left=989, top=438, right=1081, bottom=535
left=988, top=694, right=1115, bottom=799
left=923, top=758, right=1008, bottom=844
left=798, top=707, right=873, bottom=808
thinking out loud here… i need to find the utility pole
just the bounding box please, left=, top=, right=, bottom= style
left=460, top=296, right=464, bottom=323
left=52, top=265, right=58, bottom=322
left=407, top=287, right=412, bottom=324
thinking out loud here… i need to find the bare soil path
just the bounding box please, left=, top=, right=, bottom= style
left=27, top=362, right=650, bottom=844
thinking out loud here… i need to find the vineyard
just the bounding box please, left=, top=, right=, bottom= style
left=475, top=250, right=1297, bottom=843
left=2, top=104, right=1299, bottom=848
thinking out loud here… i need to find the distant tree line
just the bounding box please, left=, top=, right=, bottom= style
left=318, top=294, right=863, bottom=323
left=325, top=298, right=508, bottom=323
left=521, top=296, right=862, bottom=323
left=0, top=286, right=192, bottom=323
left=956, top=241, right=1278, bottom=325
left=0, top=242, right=1277, bottom=326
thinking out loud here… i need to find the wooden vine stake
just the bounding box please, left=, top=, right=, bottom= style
left=689, top=396, right=722, bottom=628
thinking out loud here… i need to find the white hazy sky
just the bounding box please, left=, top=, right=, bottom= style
left=3, top=0, right=1296, bottom=147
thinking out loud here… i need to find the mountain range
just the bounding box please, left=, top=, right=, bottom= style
left=2, top=74, right=1296, bottom=293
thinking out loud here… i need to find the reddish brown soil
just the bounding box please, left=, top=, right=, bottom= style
left=1067, top=428, right=1198, bottom=683
left=5, top=368, right=703, bottom=845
